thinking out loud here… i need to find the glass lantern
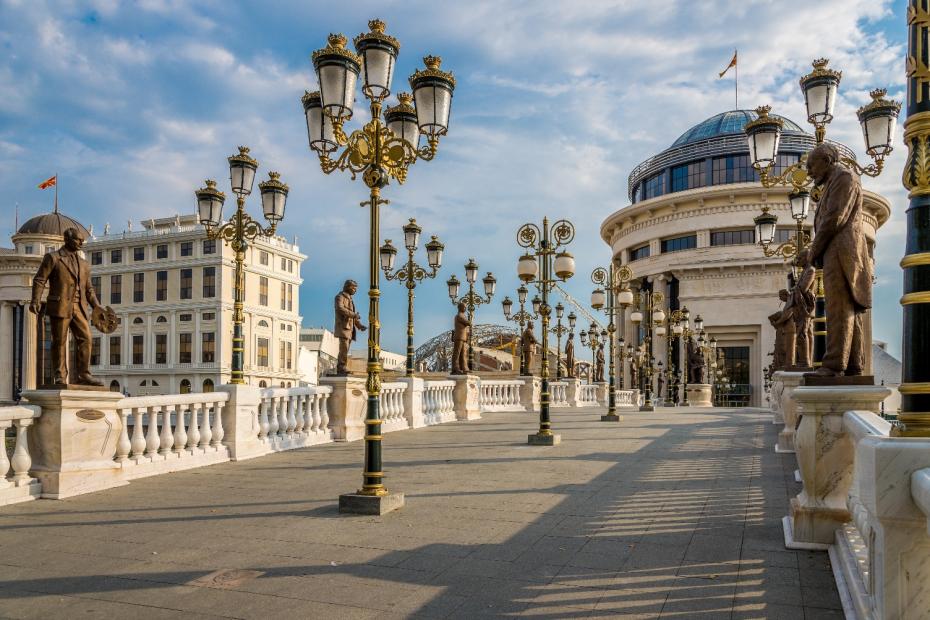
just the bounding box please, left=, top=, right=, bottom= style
left=409, top=56, right=456, bottom=137
left=258, top=171, right=288, bottom=224
left=195, top=179, right=225, bottom=228
left=744, top=105, right=784, bottom=170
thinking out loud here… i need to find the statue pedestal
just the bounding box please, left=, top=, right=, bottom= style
left=685, top=384, right=713, bottom=407
left=784, top=385, right=890, bottom=548
left=319, top=376, right=367, bottom=442
left=23, top=389, right=127, bottom=499
left=520, top=376, right=541, bottom=412
left=450, top=374, right=481, bottom=421
left=775, top=371, right=806, bottom=453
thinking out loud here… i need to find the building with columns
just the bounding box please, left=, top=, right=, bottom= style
left=600, top=110, right=891, bottom=407
left=0, top=212, right=305, bottom=401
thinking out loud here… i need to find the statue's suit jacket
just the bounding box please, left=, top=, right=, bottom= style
left=31, top=249, right=98, bottom=320
left=809, top=166, right=871, bottom=310
left=453, top=312, right=469, bottom=342
left=334, top=291, right=362, bottom=341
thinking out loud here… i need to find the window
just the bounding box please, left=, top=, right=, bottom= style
left=661, top=235, right=697, bottom=253
left=180, top=379, right=191, bottom=394
left=202, top=239, right=216, bottom=255
left=287, top=284, right=293, bottom=312
left=111, top=249, right=122, bottom=264
left=156, top=270, right=167, bottom=301
left=110, top=275, right=122, bottom=304
left=670, top=160, right=706, bottom=192
left=180, top=242, right=193, bottom=257
left=257, top=320, right=269, bottom=328
left=202, top=267, right=216, bottom=298
left=260, top=251, right=269, bottom=266
left=279, top=339, right=286, bottom=368
left=280, top=282, right=287, bottom=310
left=91, top=276, right=101, bottom=301
left=156, top=315, right=167, bottom=323
left=203, top=379, right=214, bottom=393
left=133, top=272, right=144, bottom=303
left=630, top=245, right=651, bottom=261
left=156, top=244, right=168, bottom=259
left=180, top=269, right=192, bottom=299
left=155, top=334, right=167, bottom=364
left=90, top=338, right=100, bottom=366
left=179, top=313, right=192, bottom=322
left=257, top=337, right=269, bottom=367
left=259, top=276, right=268, bottom=306
left=286, top=341, right=293, bottom=370
left=109, top=336, right=121, bottom=366
left=132, top=317, right=144, bottom=325
left=281, top=256, right=287, bottom=270
left=109, top=379, right=121, bottom=393
left=643, top=171, right=666, bottom=200
left=91, top=251, right=103, bottom=265
left=711, top=229, right=755, bottom=246
left=133, top=246, right=145, bottom=261
left=202, top=312, right=215, bottom=321
left=773, top=153, right=800, bottom=176
left=202, top=332, right=215, bottom=363
left=712, top=155, right=758, bottom=185
left=45, top=245, right=55, bottom=254
left=132, top=335, right=144, bottom=365
left=179, top=333, right=192, bottom=363
left=259, top=380, right=268, bottom=388
left=24, top=245, right=34, bottom=255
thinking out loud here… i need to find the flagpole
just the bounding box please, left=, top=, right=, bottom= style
left=735, top=54, right=738, bottom=109
left=54, top=172, right=59, bottom=213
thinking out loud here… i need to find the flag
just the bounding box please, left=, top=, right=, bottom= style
left=718, top=50, right=737, bottom=78
left=37, top=175, right=57, bottom=190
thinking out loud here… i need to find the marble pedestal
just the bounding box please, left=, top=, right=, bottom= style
left=339, top=491, right=404, bottom=516
left=520, top=376, right=541, bottom=413
left=451, top=374, right=481, bottom=421
left=685, top=384, right=712, bottom=407
left=594, top=382, right=608, bottom=406
left=23, top=389, right=127, bottom=499
left=319, top=376, right=367, bottom=442
left=528, top=432, right=561, bottom=446
left=769, top=374, right=785, bottom=425
left=784, top=385, right=889, bottom=549
left=775, top=371, right=806, bottom=453
left=565, top=378, right=583, bottom=407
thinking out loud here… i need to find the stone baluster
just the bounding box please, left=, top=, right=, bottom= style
left=10, top=419, right=32, bottom=483
left=115, top=410, right=131, bottom=462
left=0, top=421, right=11, bottom=484
left=144, top=406, right=160, bottom=456
left=294, top=395, right=306, bottom=434
left=211, top=401, right=224, bottom=447
left=258, top=399, right=269, bottom=439
left=320, top=392, right=330, bottom=431
left=267, top=397, right=279, bottom=437
left=309, top=394, right=320, bottom=433
left=172, top=404, right=187, bottom=453
left=199, top=402, right=212, bottom=448
left=278, top=396, right=289, bottom=435
left=287, top=395, right=297, bottom=434
left=188, top=401, right=201, bottom=449
left=130, top=408, right=146, bottom=458
left=158, top=405, right=174, bottom=455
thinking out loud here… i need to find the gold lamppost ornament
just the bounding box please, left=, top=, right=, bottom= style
left=302, top=19, right=456, bottom=515
left=591, top=264, right=634, bottom=421
left=196, top=148, right=288, bottom=385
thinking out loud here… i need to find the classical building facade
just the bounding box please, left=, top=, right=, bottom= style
left=0, top=212, right=305, bottom=401
left=600, top=110, right=891, bottom=407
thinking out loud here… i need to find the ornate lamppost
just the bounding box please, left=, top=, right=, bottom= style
left=196, top=147, right=288, bottom=385
left=447, top=259, right=496, bottom=372
left=663, top=308, right=688, bottom=406
left=629, top=287, right=665, bottom=412
left=745, top=59, right=900, bottom=365
left=579, top=325, right=599, bottom=382
left=516, top=217, right=576, bottom=445
left=302, top=19, right=456, bottom=513
left=550, top=304, right=573, bottom=381
left=591, top=264, right=634, bottom=421
left=379, top=219, right=444, bottom=376
left=501, top=285, right=539, bottom=375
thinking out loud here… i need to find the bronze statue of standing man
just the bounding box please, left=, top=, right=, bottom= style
left=564, top=332, right=575, bottom=379
left=803, top=143, right=871, bottom=377
left=451, top=302, right=469, bottom=375
left=30, top=227, right=104, bottom=387
left=333, top=279, right=366, bottom=375
left=521, top=321, right=538, bottom=375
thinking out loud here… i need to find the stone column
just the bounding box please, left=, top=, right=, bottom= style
left=0, top=302, right=13, bottom=402
left=451, top=374, right=480, bottom=421
left=520, top=376, right=541, bottom=413
left=594, top=382, right=608, bottom=406
left=319, top=376, right=366, bottom=442
left=397, top=377, right=425, bottom=428
left=775, top=371, right=806, bottom=453
left=218, top=383, right=265, bottom=461
left=565, top=378, right=582, bottom=407
left=784, top=385, right=890, bottom=548
left=22, top=306, right=37, bottom=390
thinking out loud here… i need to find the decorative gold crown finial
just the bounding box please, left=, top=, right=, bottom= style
left=268, top=171, right=280, bottom=180
left=205, top=179, right=217, bottom=188
left=424, top=56, right=442, bottom=70
left=755, top=105, right=772, bottom=118
left=812, top=58, right=830, bottom=69
left=327, top=33, right=348, bottom=49
left=870, top=87, right=888, bottom=101
left=369, top=19, right=386, bottom=33
left=397, top=92, right=413, bottom=105
left=408, top=218, right=417, bottom=223
left=238, top=146, right=250, bottom=155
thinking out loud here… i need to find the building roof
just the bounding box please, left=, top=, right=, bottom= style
left=670, top=110, right=806, bottom=147
left=16, top=212, right=90, bottom=238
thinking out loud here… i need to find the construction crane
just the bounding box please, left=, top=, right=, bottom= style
left=552, top=283, right=604, bottom=331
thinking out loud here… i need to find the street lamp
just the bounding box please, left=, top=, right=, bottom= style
left=549, top=302, right=571, bottom=381
left=381, top=219, right=443, bottom=376
left=517, top=217, right=575, bottom=446
left=302, top=19, right=456, bottom=513
left=591, top=263, right=634, bottom=421
left=501, top=284, right=538, bottom=375
left=196, top=147, right=288, bottom=385
left=630, top=285, right=664, bottom=412
left=448, top=259, right=496, bottom=372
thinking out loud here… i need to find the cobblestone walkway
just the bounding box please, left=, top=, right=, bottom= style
left=0, top=406, right=842, bottom=619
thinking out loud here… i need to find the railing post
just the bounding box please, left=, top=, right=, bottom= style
left=452, top=374, right=481, bottom=421
left=218, top=384, right=265, bottom=461
left=319, top=376, right=367, bottom=442
left=399, top=377, right=425, bottom=428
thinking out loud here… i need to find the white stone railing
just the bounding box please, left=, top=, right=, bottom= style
left=579, top=384, right=599, bottom=406
left=549, top=381, right=569, bottom=407
left=615, top=390, right=636, bottom=407
left=422, top=380, right=455, bottom=425
left=479, top=379, right=523, bottom=412
left=379, top=382, right=409, bottom=433
left=115, top=392, right=230, bottom=480
left=258, top=385, right=333, bottom=449
left=0, top=405, right=42, bottom=505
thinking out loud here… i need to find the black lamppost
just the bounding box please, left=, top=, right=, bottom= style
left=501, top=285, right=539, bottom=375
left=447, top=259, right=496, bottom=372
left=591, top=264, right=634, bottom=421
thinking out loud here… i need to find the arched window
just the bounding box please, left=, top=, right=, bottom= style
left=109, top=380, right=120, bottom=392
left=132, top=317, right=144, bottom=325
left=156, top=316, right=167, bottom=323
left=180, top=379, right=191, bottom=394
left=258, top=380, right=268, bottom=388
left=203, top=378, right=214, bottom=392
left=140, top=380, right=148, bottom=387
left=280, top=381, right=286, bottom=388
left=257, top=320, right=270, bottom=328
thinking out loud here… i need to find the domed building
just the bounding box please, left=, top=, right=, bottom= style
left=600, top=110, right=891, bottom=407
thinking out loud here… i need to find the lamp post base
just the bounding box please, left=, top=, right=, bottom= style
left=639, top=404, right=655, bottom=412
left=339, top=491, right=405, bottom=516
left=527, top=432, right=561, bottom=446
left=600, top=413, right=622, bottom=422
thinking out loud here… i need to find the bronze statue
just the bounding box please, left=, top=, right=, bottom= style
left=451, top=302, right=469, bottom=374
left=687, top=338, right=706, bottom=384
left=30, top=227, right=111, bottom=387
left=564, top=333, right=575, bottom=378
left=804, top=143, right=871, bottom=377
left=657, top=369, right=665, bottom=401
left=333, top=279, right=366, bottom=375
left=768, top=289, right=796, bottom=371
left=521, top=321, right=538, bottom=375
left=595, top=343, right=605, bottom=382
left=787, top=259, right=816, bottom=369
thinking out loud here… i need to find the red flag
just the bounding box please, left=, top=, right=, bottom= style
left=718, top=50, right=737, bottom=78
left=37, top=175, right=57, bottom=190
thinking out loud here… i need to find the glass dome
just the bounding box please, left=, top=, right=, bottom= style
left=671, top=110, right=805, bottom=147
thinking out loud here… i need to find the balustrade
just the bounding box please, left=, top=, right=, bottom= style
left=478, top=379, right=523, bottom=412
left=0, top=405, right=41, bottom=505
left=379, top=382, right=409, bottom=433
left=258, top=386, right=333, bottom=447
left=423, top=380, right=455, bottom=425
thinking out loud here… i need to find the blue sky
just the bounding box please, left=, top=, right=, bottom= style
left=0, top=0, right=908, bottom=357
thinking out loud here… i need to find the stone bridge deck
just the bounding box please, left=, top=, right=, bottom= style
left=0, top=406, right=842, bottom=619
